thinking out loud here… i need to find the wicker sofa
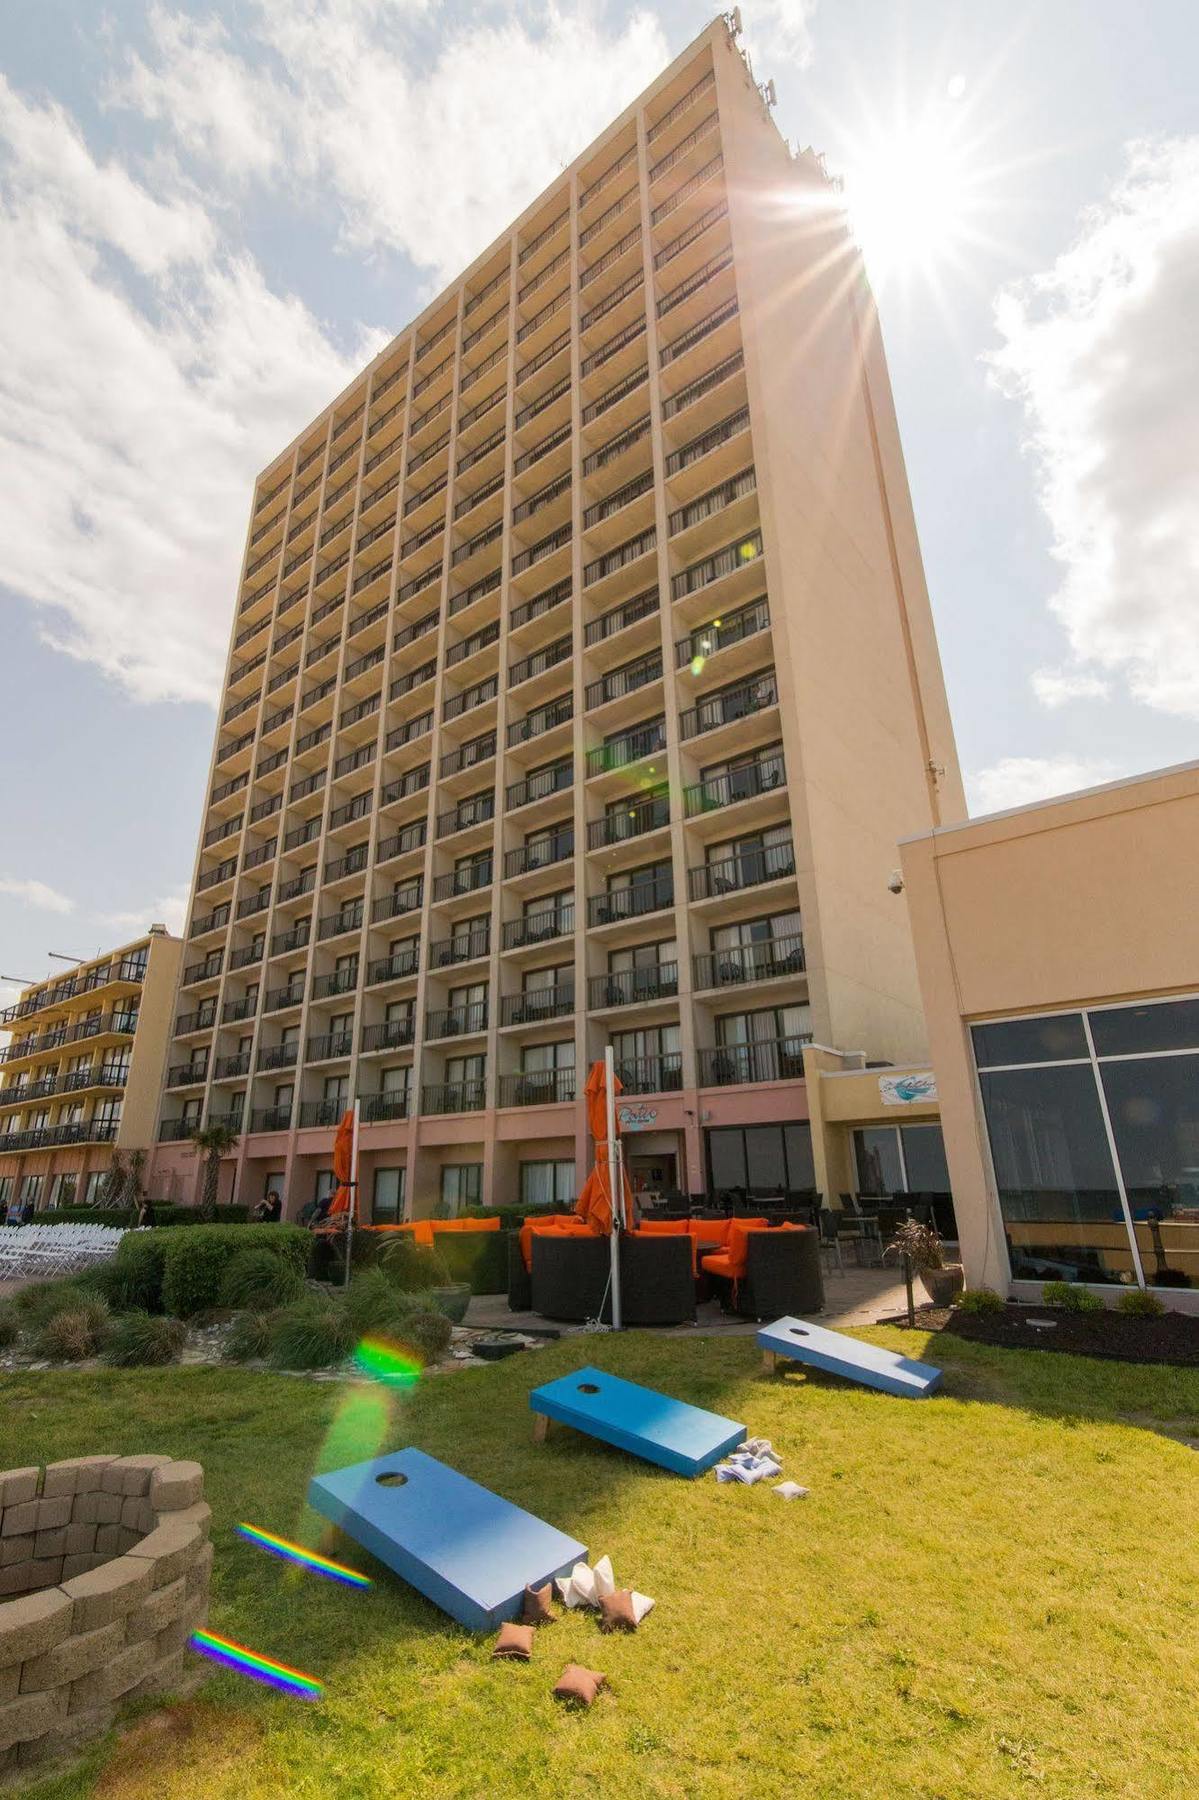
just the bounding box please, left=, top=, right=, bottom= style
left=701, top=1223, right=824, bottom=1320
left=516, top=1231, right=695, bottom=1325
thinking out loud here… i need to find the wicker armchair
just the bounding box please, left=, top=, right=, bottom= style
left=729, top=1228, right=824, bottom=1320
left=529, top=1232, right=694, bottom=1325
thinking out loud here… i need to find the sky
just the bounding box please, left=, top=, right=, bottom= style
left=1, top=0, right=1196, bottom=1002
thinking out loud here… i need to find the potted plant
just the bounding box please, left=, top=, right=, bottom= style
left=885, top=1216, right=963, bottom=1310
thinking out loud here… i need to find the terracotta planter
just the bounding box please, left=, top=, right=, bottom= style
left=920, top=1264, right=964, bottom=1308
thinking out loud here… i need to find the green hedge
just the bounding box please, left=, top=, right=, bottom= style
left=157, top=1225, right=310, bottom=1318
left=434, top=1230, right=509, bottom=1295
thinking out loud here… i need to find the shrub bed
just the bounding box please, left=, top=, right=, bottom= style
left=31, top=1203, right=249, bottom=1227
left=104, top=1312, right=188, bottom=1367
left=160, top=1225, right=310, bottom=1318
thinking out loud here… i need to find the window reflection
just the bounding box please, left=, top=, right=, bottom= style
left=1100, top=1056, right=1199, bottom=1288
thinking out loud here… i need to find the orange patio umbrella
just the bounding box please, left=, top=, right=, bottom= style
left=326, top=1109, right=356, bottom=1221
left=572, top=1058, right=633, bottom=1245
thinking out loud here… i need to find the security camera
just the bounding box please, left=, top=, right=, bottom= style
left=887, top=871, right=905, bottom=895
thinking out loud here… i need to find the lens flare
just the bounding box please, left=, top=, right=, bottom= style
left=354, top=1336, right=423, bottom=1387
left=235, top=1522, right=372, bottom=1587
left=188, top=1629, right=323, bottom=1699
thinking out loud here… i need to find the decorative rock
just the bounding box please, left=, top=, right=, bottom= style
left=0, top=1471, right=38, bottom=1510
left=0, top=1589, right=72, bottom=1669
left=61, top=1555, right=154, bottom=1633
left=148, top=1461, right=203, bottom=1514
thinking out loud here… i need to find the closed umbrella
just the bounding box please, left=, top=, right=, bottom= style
left=574, top=1053, right=635, bottom=1326
left=325, top=1104, right=359, bottom=1286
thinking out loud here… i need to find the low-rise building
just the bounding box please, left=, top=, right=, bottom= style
left=901, top=758, right=1199, bottom=1310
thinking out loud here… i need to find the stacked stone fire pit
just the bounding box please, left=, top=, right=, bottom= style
left=0, top=1455, right=211, bottom=1776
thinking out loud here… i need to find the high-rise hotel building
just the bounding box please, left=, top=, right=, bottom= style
left=153, top=16, right=964, bottom=1221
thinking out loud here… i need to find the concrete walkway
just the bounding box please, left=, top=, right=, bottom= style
left=465, top=1265, right=910, bottom=1339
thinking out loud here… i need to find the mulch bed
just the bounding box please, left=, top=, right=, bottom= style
left=886, top=1300, right=1199, bottom=1369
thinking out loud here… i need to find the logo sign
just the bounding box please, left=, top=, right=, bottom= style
left=879, top=1072, right=938, bottom=1106
left=618, top=1104, right=658, bottom=1132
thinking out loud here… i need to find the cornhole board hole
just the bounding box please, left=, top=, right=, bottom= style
left=307, top=1448, right=587, bottom=1631
left=757, top=1316, right=942, bottom=1398
left=529, top=1365, right=746, bottom=1477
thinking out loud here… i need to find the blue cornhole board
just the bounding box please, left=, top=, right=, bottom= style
left=307, top=1448, right=587, bottom=1632
left=529, top=1365, right=745, bottom=1478
left=757, top=1316, right=942, bottom=1399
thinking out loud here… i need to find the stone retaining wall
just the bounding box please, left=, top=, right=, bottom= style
left=0, top=1456, right=211, bottom=1776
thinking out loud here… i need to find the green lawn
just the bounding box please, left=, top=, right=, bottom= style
left=9, top=1328, right=1199, bottom=1800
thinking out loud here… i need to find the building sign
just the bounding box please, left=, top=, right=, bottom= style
left=618, top=1104, right=658, bottom=1132
left=879, top=1072, right=938, bottom=1106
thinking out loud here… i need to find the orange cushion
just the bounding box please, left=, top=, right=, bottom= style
left=701, top=1251, right=734, bottom=1277
left=520, top=1217, right=597, bottom=1270
left=638, top=1221, right=688, bottom=1236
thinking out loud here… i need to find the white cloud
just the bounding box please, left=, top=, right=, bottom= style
left=0, top=876, right=75, bottom=915
left=990, top=136, right=1199, bottom=721
left=968, top=754, right=1118, bottom=816
left=116, top=1, right=672, bottom=286
left=98, top=891, right=189, bottom=939
left=1030, top=667, right=1111, bottom=708
left=746, top=1, right=819, bottom=70
left=0, top=76, right=385, bottom=705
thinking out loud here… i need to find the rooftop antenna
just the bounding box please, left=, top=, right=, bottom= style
left=47, top=952, right=85, bottom=964
left=760, top=79, right=777, bottom=107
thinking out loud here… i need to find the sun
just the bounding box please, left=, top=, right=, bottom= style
left=834, top=82, right=992, bottom=292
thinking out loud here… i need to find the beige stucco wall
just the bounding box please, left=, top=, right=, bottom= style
left=119, top=932, right=184, bottom=1152
left=900, top=759, right=1199, bottom=1298
left=713, top=55, right=965, bottom=1068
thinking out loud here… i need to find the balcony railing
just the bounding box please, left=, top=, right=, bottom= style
left=0, top=1120, right=122, bottom=1153
left=429, top=931, right=490, bottom=969
left=676, top=596, right=769, bottom=668
left=250, top=1106, right=292, bottom=1133
left=318, top=902, right=364, bottom=941
left=421, top=1080, right=486, bottom=1115
left=672, top=530, right=764, bottom=602
left=584, top=718, right=666, bottom=776
left=586, top=878, right=673, bottom=926
left=582, top=467, right=654, bottom=530
left=506, top=694, right=573, bottom=747
left=264, top=985, right=304, bottom=1013
left=693, top=935, right=805, bottom=991
left=441, top=733, right=496, bottom=778
left=432, top=861, right=492, bottom=901
left=367, top=948, right=419, bottom=985
left=684, top=752, right=785, bottom=817
left=359, top=1090, right=411, bottom=1123
left=229, top=944, right=263, bottom=972
left=587, top=964, right=678, bottom=1008
left=661, top=345, right=744, bottom=422
left=583, top=585, right=658, bottom=648
left=504, top=831, right=573, bottom=878
left=213, top=1052, right=251, bottom=1079
left=497, top=1068, right=575, bottom=1107
left=668, top=467, right=757, bottom=538
left=443, top=676, right=498, bottom=721
left=271, top=922, right=311, bottom=954
left=221, top=996, right=257, bottom=1024
left=584, top=651, right=662, bottom=710
left=679, top=673, right=778, bottom=741
left=361, top=1018, right=415, bottom=1052
left=437, top=793, right=495, bottom=838
left=446, top=620, right=500, bottom=667
left=175, top=1007, right=216, bottom=1035
left=500, top=985, right=574, bottom=1026
left=688, top=838, right=796, bottom=901
left=425, top=1002, right=488, bottom=1040
left=698, top=1037, right=811, bottom=1087
left=587, top=794, right=669, bottom=849
left=501, top=906, right=573, bottom=950
left=612, top=1054, right=682, bottom=1095
left=311, top=967, right=358, bottom=1002
left=326, top=844, right=370, bottom=884
left=298, top=1099, right=347, bottom=1128
left=506, top=760, right=572, bottom=809
left=371, top=883, right=423, bottom=923
left=510, top=635, right=572, bottom=687
left=307, top=1031, right=354, bottom=1062
left=583, top=526, right=656, bottom=589
left=258, top=1044, right=298, bottom=1071
left=510, top=577, right=570, bottom=632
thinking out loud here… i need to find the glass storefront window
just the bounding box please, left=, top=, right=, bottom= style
left=372, top=1167, right=406, bottom=1224
left=520, top=1161, right=576, bottom=1207
left=978, top=1064, right=1127, bottom=1284
left=1100, top=1055, right=1199, bottom=1288
left=972, top=1014, right=1088, bottom=1068
left=854, top=1127, right=904, bottom=1197
left=1089, top=998, right=1199, bottom=1058
left=705, top=1123, right=814, bottom=1193
left=901, top=1124, right=951, bottom=1193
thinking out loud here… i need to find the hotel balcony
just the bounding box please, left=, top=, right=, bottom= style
left=683, top=751, right=786, bottom=828
left=612, top=1054, right=683, bottom=1095
left=586, top=793, right=670, bottom=853
left=258, top=1044, right=298, bottom=1072
left=687, top=838, right=796, bottom=903
left=366, top=947, right=420, bottom=986
left=250, top=1105, right=293, bottom=1133
left=298, top=1099, right=347, bottom=1128
left=501, top=905, right=574, bottom=953
left=692, top=934, right=806, bottom=993
left=428, top=929, right=490, bottom=971
left=503, top=829, right=573, bottom=884
left=425, top=1002, right=488, bottom=1041
left=421, top=1080, right=486, bottom=1116
left=359, top=1091, right=411, bottom=1124
left=586, top=877, right=674, bottom=929
left=697, top=1036, right=811, bottom=1087
left=496, top=1068, right=576, bottom=1107
left=499, top=985, right=574, bottom=1027
left=587, top=964, right=679, bottom=1011
left=2, top=1120, right=121, bottom=1154
left=307, top=1030, right=354, bottom=1064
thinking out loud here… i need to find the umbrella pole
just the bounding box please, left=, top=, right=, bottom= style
left=344, top=1099, right=360, bottom=1289
left=604, top=1046, right=622, bottom=1331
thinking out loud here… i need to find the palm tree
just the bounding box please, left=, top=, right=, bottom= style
left=100, top=1149, right=128, bottom=1213
left=124, top=1148, right=148, bottom=1227
left=190, top=1125, right=240, bottom=1221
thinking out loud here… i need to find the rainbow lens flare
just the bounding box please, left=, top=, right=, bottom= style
left=188, top=1629, right=323, bottom=1699
left=353, top=1335, right=423, bottom=1387
left=235, top=1522, right=372, bottom=1587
